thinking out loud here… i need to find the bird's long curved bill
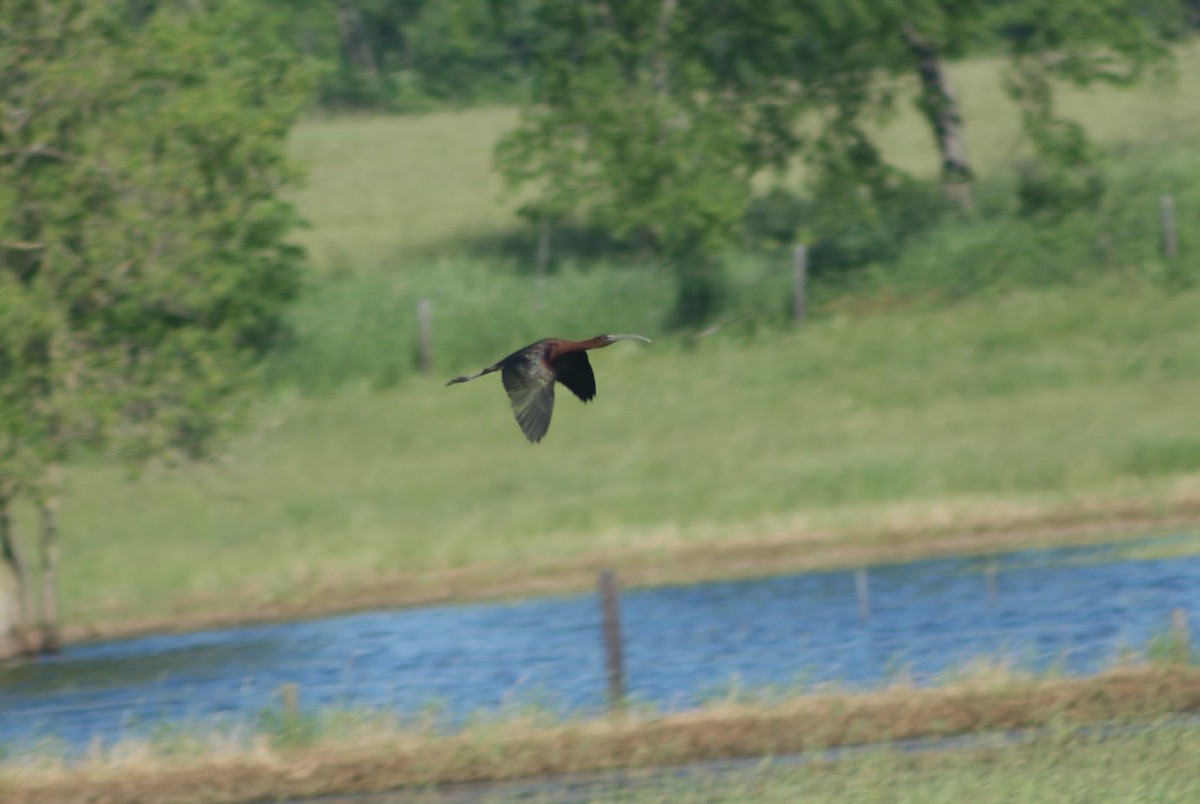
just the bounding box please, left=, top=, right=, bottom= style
left=610, top=334, right=652, bottom=343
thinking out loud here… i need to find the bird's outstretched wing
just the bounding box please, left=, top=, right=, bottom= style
left=552, top=351, right=596, bottom=403
left=501, top=356, right=556, bottom=443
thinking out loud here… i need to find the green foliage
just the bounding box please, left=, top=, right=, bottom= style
left=256, top=703, right=323, bottom=750
left=1146, top=623, right=1194, bottom=667
left=264, top=0, right=537, bottom=112
left=1015, top=157, right=1106, bottom=218
left=994, top=0, right=1185, bottom=215
left=743, top=179, right=949, bottom=282
left=0, top=0, right=311, bottom=468
left=494, top=0, right=822, bottom=324
left=267, top=258, right=671, bottom=392
left=862, top=138, right=1200, bottom=295
left=496, top=41, right=760, bottom=261
left=402, top=0, right=538, bottom=104
left=0, top=276, right=70, bottom=490
left=495, top=0, right=1186, bottom=324
left=0, top=0, right=311, bottom=652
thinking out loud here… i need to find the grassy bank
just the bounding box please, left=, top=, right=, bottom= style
left=4, top=665, right=1200, bottom=802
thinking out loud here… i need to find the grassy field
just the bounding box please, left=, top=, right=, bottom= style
left=619, top=724, right=1200, bottom=803
left=18, top=44, right=1199, bottom=635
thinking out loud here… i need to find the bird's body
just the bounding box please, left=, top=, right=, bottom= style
left=446, top=334, right=650, bottom=442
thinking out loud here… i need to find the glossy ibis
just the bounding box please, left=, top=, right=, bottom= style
left=446, top=334, right=651, bottom=443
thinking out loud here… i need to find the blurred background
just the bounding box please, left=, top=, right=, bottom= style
left=2, top=2, right=1200, bottom=793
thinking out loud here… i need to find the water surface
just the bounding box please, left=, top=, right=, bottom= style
left=2, top=536, right=1197, bottom=751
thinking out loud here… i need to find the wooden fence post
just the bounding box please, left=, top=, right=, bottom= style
left=416, top=298, right=433, bottom=374
left=598, top=570, right=626, bottom=709
left=1172, top=608, right=1190, bottom=657
left=792, top=243, right=808, bottom=323
left=856, top=568, right=870, bottom=620
left=279, top=683, right=299, bottom=718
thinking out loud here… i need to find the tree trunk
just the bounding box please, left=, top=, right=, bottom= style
left=0, top=489, right=36, bottom=659
left=651, top=0, right=678, bottom=94
left=331, top=0, right=380, bottom=83
left=903, top=24, right=973, bottom=213
left=36, top=479, right=62, bottom=654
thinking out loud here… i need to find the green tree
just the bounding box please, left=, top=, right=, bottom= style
left=497, top=0, right=1185, bottom=313
left=0, top=0, right=311, bottom=655
left=990, top=0, right=1183, bottom=214
left=497, top=0, right=822, bottom=325
left=271, top=0, right=539, bottom=111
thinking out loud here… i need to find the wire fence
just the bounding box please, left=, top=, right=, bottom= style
left=3, top=550, right=1197, bottom=753
left=390, top=185, right=1192, bottom=382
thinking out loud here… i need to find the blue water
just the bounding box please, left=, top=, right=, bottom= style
left=2, top=537, right=1198, bottom=751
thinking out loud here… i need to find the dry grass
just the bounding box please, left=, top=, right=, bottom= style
left=5, top=665, right=1200, bottom=803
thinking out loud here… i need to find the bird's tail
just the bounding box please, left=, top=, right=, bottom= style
left=445, top=364, right=500, bottom=386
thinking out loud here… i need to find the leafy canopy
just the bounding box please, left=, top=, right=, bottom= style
left=0, top=0, right=313, bottom=476
left=497, top=0, right=1184, bottom=287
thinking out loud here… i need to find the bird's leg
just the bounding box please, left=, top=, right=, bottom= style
left=445, top=364, right=501, bottom=386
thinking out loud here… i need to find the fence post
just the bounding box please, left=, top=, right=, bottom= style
left=598, top=570, right=626, bottom=709
left=1172, top=608, right=1190, bottom=657
left=985, top=560, right=997, bottom=606
left=792, top=242, right=808, bottom=323
left=416, top=298, right=433, bottom=374
left=1161, top=194, right=1178, bottom=259
left=856, top=568, right=870, bottom=620
left=278, top=683, right=299, bottom=718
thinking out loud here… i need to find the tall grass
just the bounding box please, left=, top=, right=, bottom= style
left=265, top=257, right=675, bottom=391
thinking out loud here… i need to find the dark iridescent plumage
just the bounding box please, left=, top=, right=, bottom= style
left=446, top=334, right=650, bottom=442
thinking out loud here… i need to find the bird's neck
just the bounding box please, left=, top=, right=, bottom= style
left=547, top=336, right=609, bottom=359
left=575, top=335, right=612, bottom=350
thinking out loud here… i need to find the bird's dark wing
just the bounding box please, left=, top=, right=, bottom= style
left=552, top=350, right=596, bottom=403
left=501, top=355, right=556, bottom=443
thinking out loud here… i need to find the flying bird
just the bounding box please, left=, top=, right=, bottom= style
left=446, top=334, right=651, bottom=443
